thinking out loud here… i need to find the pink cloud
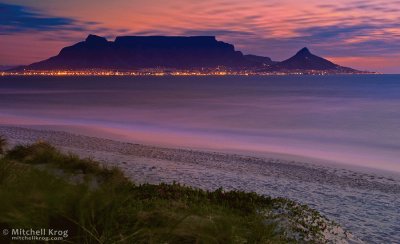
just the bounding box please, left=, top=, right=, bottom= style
left=1, top=0, right=400, bottom=72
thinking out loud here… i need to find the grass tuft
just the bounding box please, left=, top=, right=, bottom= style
left=0, top=140, right=329, bottom=243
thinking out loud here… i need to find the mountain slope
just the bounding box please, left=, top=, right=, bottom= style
left=23, top=34, right=255, bottom=70
left=15, top=35, right=364, bottom=73
left=244, top=54, right=276, bottom=65
left=271, top=47, right=356, bottom=72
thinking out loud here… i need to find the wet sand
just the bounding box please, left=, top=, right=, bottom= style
left=1, top=125, right=399, bottom=243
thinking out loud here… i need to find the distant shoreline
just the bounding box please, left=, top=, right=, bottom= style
left=1, top=70, right=378, bottom=76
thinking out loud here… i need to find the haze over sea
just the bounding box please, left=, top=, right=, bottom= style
left=1, top=75, right=399, bottom=172
left=2, top=75, right=400, bottom=242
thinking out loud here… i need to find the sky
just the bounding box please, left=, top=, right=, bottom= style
left=0, top=0, right=400, bottom=73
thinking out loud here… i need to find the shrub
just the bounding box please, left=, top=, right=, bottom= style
left=0, top=141, right=309, bottom=243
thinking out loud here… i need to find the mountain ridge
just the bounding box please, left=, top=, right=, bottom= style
left=15, top=34, right=365, bottom=73
left=24, top=35, right=254, bottom=70
left=270, top=47, right=356, bottom=72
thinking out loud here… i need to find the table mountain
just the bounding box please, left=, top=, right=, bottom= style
left=15, top=35, right=363, bottom=73
left=23, top=35, right=256, bottom=70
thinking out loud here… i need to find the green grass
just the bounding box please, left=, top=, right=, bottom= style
left=0, top=135, right=6, bottom=155
left=0, top=141, right=327, bottom=243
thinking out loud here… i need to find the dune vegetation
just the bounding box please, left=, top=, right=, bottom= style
left=0, top=137, right=342, bottom=243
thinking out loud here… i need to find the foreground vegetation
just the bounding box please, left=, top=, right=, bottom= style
left=0, top=138, right=341, bottom=243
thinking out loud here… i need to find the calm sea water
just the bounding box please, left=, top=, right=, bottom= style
left=1, top=75, right=399, bottom=172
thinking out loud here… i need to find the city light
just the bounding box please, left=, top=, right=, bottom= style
left=0, top=68, right=374, bottom=76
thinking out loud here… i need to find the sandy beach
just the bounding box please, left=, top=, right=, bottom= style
left=0, top=125, right=399, bottom=243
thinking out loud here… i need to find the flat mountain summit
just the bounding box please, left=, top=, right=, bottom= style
left=18, top=34, right=362, bottom=73
left=24, top=35, right=253, bottom=70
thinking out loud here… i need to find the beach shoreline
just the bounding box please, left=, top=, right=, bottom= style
left=2, top=122, right=399, bottom=177
left=1, top=125, right=399, bottom=242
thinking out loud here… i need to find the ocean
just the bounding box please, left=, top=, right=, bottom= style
left=1, top=74, right=400, bottom=243
left=1, top=75, right=399, bottom=172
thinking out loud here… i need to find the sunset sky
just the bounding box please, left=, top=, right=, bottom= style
left=1, top=0, right=400, bottom=73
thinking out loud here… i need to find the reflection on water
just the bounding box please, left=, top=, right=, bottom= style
left=1, top=75, right=399, bottom=171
